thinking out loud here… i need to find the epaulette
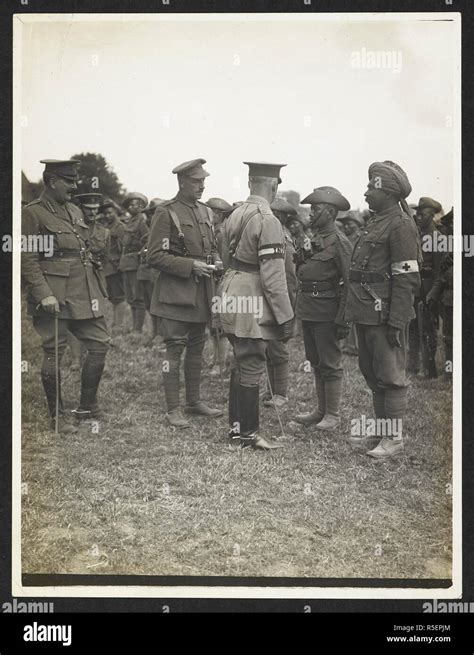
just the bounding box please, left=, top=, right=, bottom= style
left=258, top=204, right=274, bottom=218
left=160, top=198, right=177, bottom=208
left=24, top=198, right=42, bottom=208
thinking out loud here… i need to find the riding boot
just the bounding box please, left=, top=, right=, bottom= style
left=74, top=351, right=107, bottom=417
left=228, top=369, right=240, bottom=440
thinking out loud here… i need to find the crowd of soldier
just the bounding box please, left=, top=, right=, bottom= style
left=21, top=158, right=453, bottom=459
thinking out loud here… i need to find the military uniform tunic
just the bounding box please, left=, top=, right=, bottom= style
left=22, top=190, right=107, bottom=320
left=147, top=194, right=217, bottom=323
left=344, top=205, right=421, bottom=398
left=219, top=195, right=294, bottom=341
left=345, top=206, right=420, bottom=329
left=296, top=228, right=352, bottom=325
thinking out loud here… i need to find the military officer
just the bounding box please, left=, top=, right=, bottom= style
left=344, top=160, right=421, bottom=458
left=427, top=208, right=453, bottom=376
left=293, top=187, right=352, bottom=431
left=147, top=159, right=222, bottom=427
left=119, top=191, right=149, bottom=335
left=339, top=210, right=365, bottom=356
left=98, top=199, right=126, bottom=331
left=21, top=160, right=110, bottom=433
left=219, top=162, right=294, bottom=450
left=68, top=193, right=107, bottom=369
left=139, top=198, right=166, bottom=345
left=261, top=196, right=299, bottom=408
left=408, top=196, right=443, bottom=375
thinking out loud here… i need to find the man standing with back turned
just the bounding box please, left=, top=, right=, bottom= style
left=219, top=162, right=294, bottom=450
left=345, top=160, right=421, bottom=459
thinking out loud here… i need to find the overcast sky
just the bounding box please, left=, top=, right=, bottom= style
left=17, top=14, right=459, bottom=211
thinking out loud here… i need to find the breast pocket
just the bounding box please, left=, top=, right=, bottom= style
left=43, top=224, right=78, bottom=252
left=40, top=260, right=70, bottom=304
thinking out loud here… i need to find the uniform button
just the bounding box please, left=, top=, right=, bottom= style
left=357, top=246, right=361, bottom=249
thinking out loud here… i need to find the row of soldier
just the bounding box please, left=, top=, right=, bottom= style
left=21, top=158, right=453, bottom=458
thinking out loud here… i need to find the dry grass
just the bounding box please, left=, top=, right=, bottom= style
left=21, top=302, right=452, bottom=580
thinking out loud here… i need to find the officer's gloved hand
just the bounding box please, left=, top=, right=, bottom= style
left=335, top=324, right=350, bottom=340
left=280, top=318, right=295, bottom=342
left=386, top=325, right=402, bottom=348
left=39, top=296, right=60, bottom=314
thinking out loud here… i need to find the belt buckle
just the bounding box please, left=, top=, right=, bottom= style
left=80, top=250, right=88, bottom=264
left=311, top=285, right=319, bottom=297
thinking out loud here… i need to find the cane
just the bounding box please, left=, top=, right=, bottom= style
left=54, top=312, right=59, bottom=435
left=264, top=361, right=286, bottom=439
left=214, top=326, right=226, bottom=400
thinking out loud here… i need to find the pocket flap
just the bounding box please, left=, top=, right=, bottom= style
left=41, top=260, right=70, bottom=277
left=43, top=224, right=68, bottom=234
left=311, top=250, right=335, bottom=261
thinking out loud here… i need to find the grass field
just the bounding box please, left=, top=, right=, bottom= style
left=21, top=302, right=453, bottom=580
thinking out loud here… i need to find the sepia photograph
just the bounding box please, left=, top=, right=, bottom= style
left=12, top=12, right=461, bottom=598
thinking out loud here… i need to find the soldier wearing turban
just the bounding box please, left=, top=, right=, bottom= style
left=344, top=160, right=421, bottom=459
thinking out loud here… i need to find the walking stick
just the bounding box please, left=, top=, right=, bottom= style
left=54, top=312, right=59, bottom=435
left=214, top=325, right=226, bottom=399
left=264, top=361, right=286, bottom=439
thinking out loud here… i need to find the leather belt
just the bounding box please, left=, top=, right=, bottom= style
left=298, top=280, right=335, bottom=293
left=349, top=269, right=390, bottom=283
left=45, top=250, right=89, bottom=262
left=230, top=257, right=259, bottom=273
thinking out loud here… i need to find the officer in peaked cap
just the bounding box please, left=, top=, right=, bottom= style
left=293, top=186, right=353, bottom=433
left=74, top=193, right=103, bottom=222
left=119, top=191, right=149, bottom=336
left=260, top=197, right=299, bottom=409
left=408, top=196, right=444, bottom=375
left=344, top=161, right=421, bottom=459
left=219, top=162, right=294, bottom=450
left=146, top=158, right=222, bottom=428
left=138, top=197, right=167, bottom=345
left=21, top=159, right=110, bottom=433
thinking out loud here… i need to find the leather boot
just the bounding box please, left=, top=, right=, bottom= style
left=72, top=351, right=107, bottom=418
left=228, top=369, right=240, bottom=440
left=68, top=334, right=83, bottom=372
left=42, top=355, right=78, bottom=434
left=295, top=374, right=325, bottom=425
left=238, top=384, right=283, bottom=450
left=315, top=378, right=342, bottom=431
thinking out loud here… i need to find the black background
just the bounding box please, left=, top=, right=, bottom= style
left=0, top=0, right=472, bottom=649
